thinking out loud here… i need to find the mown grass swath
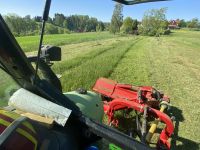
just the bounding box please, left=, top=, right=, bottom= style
left=59, top=37, right=140, bottom=91
left=110, top=30, right=200, bottom=149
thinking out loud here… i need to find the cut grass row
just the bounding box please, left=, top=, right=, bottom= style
left=16, top=32, right=119, bottom=52
left=52, top=37, right=136, bottom=74
left=56, top=37, right=141, bottom=91
left=109, top=31, right=200, bottom=149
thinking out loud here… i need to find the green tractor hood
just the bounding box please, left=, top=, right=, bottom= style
left=64, top=91, right=104, bottom=122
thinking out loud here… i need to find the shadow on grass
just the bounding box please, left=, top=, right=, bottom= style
left=103, top=108, right=200, bottom=150
left=170, top=106, right=200, bottom=150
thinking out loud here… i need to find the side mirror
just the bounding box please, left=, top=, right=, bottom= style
left=113, top=0, right=169, bottom=5
left=41, top=45, right=61, bottom=61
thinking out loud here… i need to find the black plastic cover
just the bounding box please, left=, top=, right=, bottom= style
left=41, top=45, right=61, bottom=61
left=113, top=0, right=169, bottom=5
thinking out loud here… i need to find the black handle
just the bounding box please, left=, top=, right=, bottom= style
left=43, top=0, right=51, bottom=21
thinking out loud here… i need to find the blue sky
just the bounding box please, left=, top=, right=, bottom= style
left=0, top=0, right=199, bottom=22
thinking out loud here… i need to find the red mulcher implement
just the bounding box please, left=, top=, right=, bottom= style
left=93, top=78, right=174, bottom=150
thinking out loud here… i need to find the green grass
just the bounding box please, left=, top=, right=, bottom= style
left=59, top=38, right=140, bottom=91
left=109, top=31, right=200, bottom=149
left=1, top=30, right=200, bottom=149
left=50, top=30, right=200, bottom=149
left=16, top=32, right=118, bottom=52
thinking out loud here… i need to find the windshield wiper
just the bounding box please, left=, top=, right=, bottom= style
left=113, top=0, right=169, bottom=5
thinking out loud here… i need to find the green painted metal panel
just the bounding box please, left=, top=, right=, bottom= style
left=64, top=91, right=104, bottom=122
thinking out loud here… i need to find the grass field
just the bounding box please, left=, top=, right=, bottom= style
left=1, top=30, right=200, bottom=149
left=16, top=32, right=118, bottom=52
left=51, top=31, right=200, bottom=149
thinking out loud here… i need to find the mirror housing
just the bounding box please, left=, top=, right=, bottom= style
left=41, top=45, right=61, bottom=61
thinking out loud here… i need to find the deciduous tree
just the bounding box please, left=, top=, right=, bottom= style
left=120, top=17, right=138, bottom=34
left=138, top=8, right=169, bottom=36
left=110, top=3, right=123, bottom=34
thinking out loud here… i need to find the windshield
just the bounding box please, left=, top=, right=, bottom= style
left=0, top=66, right=20, bottom=107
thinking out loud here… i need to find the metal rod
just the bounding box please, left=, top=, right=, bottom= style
left=146, top=105, right=166, bottom=143
left=34, top=0, right=51, bottom=84
left=34, top=21, right=46, bottom=82
left=141, top=106, right=147, bottom=143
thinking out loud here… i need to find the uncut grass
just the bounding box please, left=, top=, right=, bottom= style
left=52, top=37, right=134, bottom=74
left=60, top=36, right=132, bottom=61
left=17, top=32, right=118, bottom=52
left=25, top=36, right=130, bottom=57
left=109, top=37, right=151, bottom=85
left=109, top=31, right=200, bottom=149
left=53, top=46, right=114, bottom=74
left=60, top=37, right=140, bottom=92
left=53, top=37, right=133, bottom=74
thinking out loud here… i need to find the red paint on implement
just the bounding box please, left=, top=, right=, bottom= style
left=93, top=78, right=174, bottom=150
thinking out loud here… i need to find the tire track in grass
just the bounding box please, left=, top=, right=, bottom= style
left=60, top=37, right=140, bottom=92
left=25, top=37, right=127, bottom=56
left=53, top=43, right=121, bottom=74
left=18, top=32, right=119, bottom=52
left=52, top=37, right=133, bottom=74
left=144, top=36, right=200, bottom=148
left=109, top=37, right=151, bottom=85
left=109, top=34, right=200, bottom=149
left=106, top=37, right=143, bottom=78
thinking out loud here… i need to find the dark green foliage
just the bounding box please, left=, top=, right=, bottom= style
left=120, top=17, right=138, bottom=34
left=104, top=22, right=111, bottom=31
left=66, top=15, right=101, bottom=32
left=63, top=20, right=68, bottom=28
left=46, top=24, right=59, bottom=34
left=53, top=13, right=65, bottom=27
left=178, top=19, right=187, bottom=28
left=4, top=13, right=106, bottom=36
left=187, top=18, right=200, bottom=29
left=47, top=17, right=53, bottom=24
left=138, top=8, right=169, bottom=36
left=85, top=17, right=98, bottom=32
left=96, top=22, right=105, bottom=32
left=45, top=23, right=70, bottom=34
left=110, top=3, right=123, bottom=34
left=4, top=14, right=38, bottom=36
left=132, top=19, right=138, bottom=30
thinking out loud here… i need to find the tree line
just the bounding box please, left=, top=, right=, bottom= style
left=4, top=4, right=200, bottom=37
left=178, top=18, right=200, bottom=29
left=4, top=13, right=107, bottom=36
left=109, top=4, right=169, bottom=36
left=110, top=3, right=200, bottom=36
left=48, top=14, right=106, bottom=32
